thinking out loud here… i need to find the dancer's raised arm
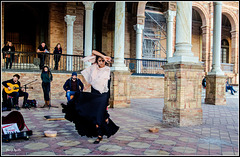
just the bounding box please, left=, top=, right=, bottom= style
left=92, top=50, right=112, bottom=63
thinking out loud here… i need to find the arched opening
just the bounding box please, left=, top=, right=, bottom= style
left=221, top=14, right=231, bottom=63
left=4, top=2, right=49, bottom=52
left=97, top=2, right=115, bottom=57
left=192, top=8, right=202, bottom=61
left=143, top=2, right=168, bottom=60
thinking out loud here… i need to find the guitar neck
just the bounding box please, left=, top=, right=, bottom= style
left=15, top=87, right=33, bottom=89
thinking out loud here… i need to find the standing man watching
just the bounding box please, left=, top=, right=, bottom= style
left=37, top=42, right=49, bottom=70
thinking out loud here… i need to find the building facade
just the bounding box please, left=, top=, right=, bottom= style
left=1, top=1, right=239, bottom=100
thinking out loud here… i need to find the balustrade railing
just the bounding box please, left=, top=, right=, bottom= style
left=2, top=51, right=84, bottom=72
left=124, top=58, right=167, bottom=76
left=221, top=63, right=234, bottom=72
left=2, top=51, right=167, bottom=76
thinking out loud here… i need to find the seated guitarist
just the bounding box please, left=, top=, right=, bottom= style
left=2, top=74, right=29, bottom=110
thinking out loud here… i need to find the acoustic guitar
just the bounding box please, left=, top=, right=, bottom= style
left=4, top=83, right=33, bottom=94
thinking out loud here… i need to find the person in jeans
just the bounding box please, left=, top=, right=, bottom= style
left=63, top=72, right=84, bottom=102
left=41, top=66, right=53, bottom=108
left=226, top=79, right=237, bottom=95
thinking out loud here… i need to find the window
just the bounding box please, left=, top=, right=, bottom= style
left=221, top=39, right=229, bottom=63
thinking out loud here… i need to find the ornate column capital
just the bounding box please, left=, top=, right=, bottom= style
left=134, top=24, right=144, bottom=34
left=164, top=10, right=176, bottom=22
left=82, top=1, right=96, bottom=10
left=201, top=25, right=209, bottom=33
left=137, top=15, right=145, bottom=25
left=64, top=15, right=76, bottom=26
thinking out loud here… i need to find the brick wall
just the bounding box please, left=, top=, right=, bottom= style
left=49, top=3, right=66, bottom=54
left=2, top=72, right=79, bottom=102
left=130, top=75, right=164, bottom=99
left=49, top=2, right=85, bottom=56
left=2, top=72, right=165, bottom=103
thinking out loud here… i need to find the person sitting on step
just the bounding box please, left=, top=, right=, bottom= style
left=226, top=79, right=237, bottom=95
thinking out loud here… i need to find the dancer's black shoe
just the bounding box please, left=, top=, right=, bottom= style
left=93, top=136, right=103, bottom=144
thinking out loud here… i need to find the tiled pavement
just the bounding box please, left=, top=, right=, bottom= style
left=1, top=86, right=239, bottom=156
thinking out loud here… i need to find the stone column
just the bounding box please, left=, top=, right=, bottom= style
left=162, top=2, right=203, bottom=127
left=164, top=10, right=176, bottom=61
left=111, top=2, right=128, bottom=71
left=83, top=2, right=96, bottom=68
left=168, top=2, right=199, bottom=63
left=64, top=15, right=76, bottom=71
left=134, top=24, right=144, bottom=73
left=201, top=25, right=210, bottom=72
left=230, top=30, right=238, bottom=84
left=208, top=2, right=224, bottom=76
left=205, top=2, right=227, bottom=105
left=109, top=2, right=131, bottom=108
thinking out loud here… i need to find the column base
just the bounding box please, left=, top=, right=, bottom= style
left=162, top=62, right=204, bottom=127
left=205, top=74, right=227, bottom=105
left=109, top=71, right=131, bottom=108
left=168, top=55, right=199, bottom=63
left=110, top=65, right=129, bottom=71
left=163, top=106, right=203, bottom=127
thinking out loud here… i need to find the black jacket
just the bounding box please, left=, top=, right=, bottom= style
left=63, top=78, right=84, bottom=93
left=53, top=47, right=62, bottom=60
left=2, top=46, right=15, bottom=60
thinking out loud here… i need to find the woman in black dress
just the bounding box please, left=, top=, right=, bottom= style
left=61, top=50, right=119, bottom=144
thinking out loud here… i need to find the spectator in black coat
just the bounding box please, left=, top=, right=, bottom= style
left=2, top=41, right=15, bottom=69
left=53, top=43, right=62, bottom=70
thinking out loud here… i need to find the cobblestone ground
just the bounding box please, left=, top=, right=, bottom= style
left=1, top=86, right=239, bottom=156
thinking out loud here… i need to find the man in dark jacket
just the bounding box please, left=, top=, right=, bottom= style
left=2, top=74, right=29, bottom=110
left=63, top=72, right=84, bottom=102
left=37, top=42, right=49, bottom=70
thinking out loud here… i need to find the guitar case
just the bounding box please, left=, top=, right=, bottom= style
left=2, top=111, right=33, bottom=142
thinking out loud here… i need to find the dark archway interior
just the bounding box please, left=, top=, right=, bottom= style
left=4, top=2, right=49, bottom=52
left=93, top=2, right=115, bottom=52
left=222, top=14, right=231, bottom=28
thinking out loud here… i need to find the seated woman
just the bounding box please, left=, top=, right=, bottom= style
left=61, top=50, right=119, bottom=144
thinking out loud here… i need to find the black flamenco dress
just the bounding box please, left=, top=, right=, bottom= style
left=62, top=86, right=119, bottom=138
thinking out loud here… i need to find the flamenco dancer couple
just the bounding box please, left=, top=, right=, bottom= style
left=61, top=50, right=119, bottom=144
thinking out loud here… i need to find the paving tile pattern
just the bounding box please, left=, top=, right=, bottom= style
left=1, top=87, right=239, bottom=155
